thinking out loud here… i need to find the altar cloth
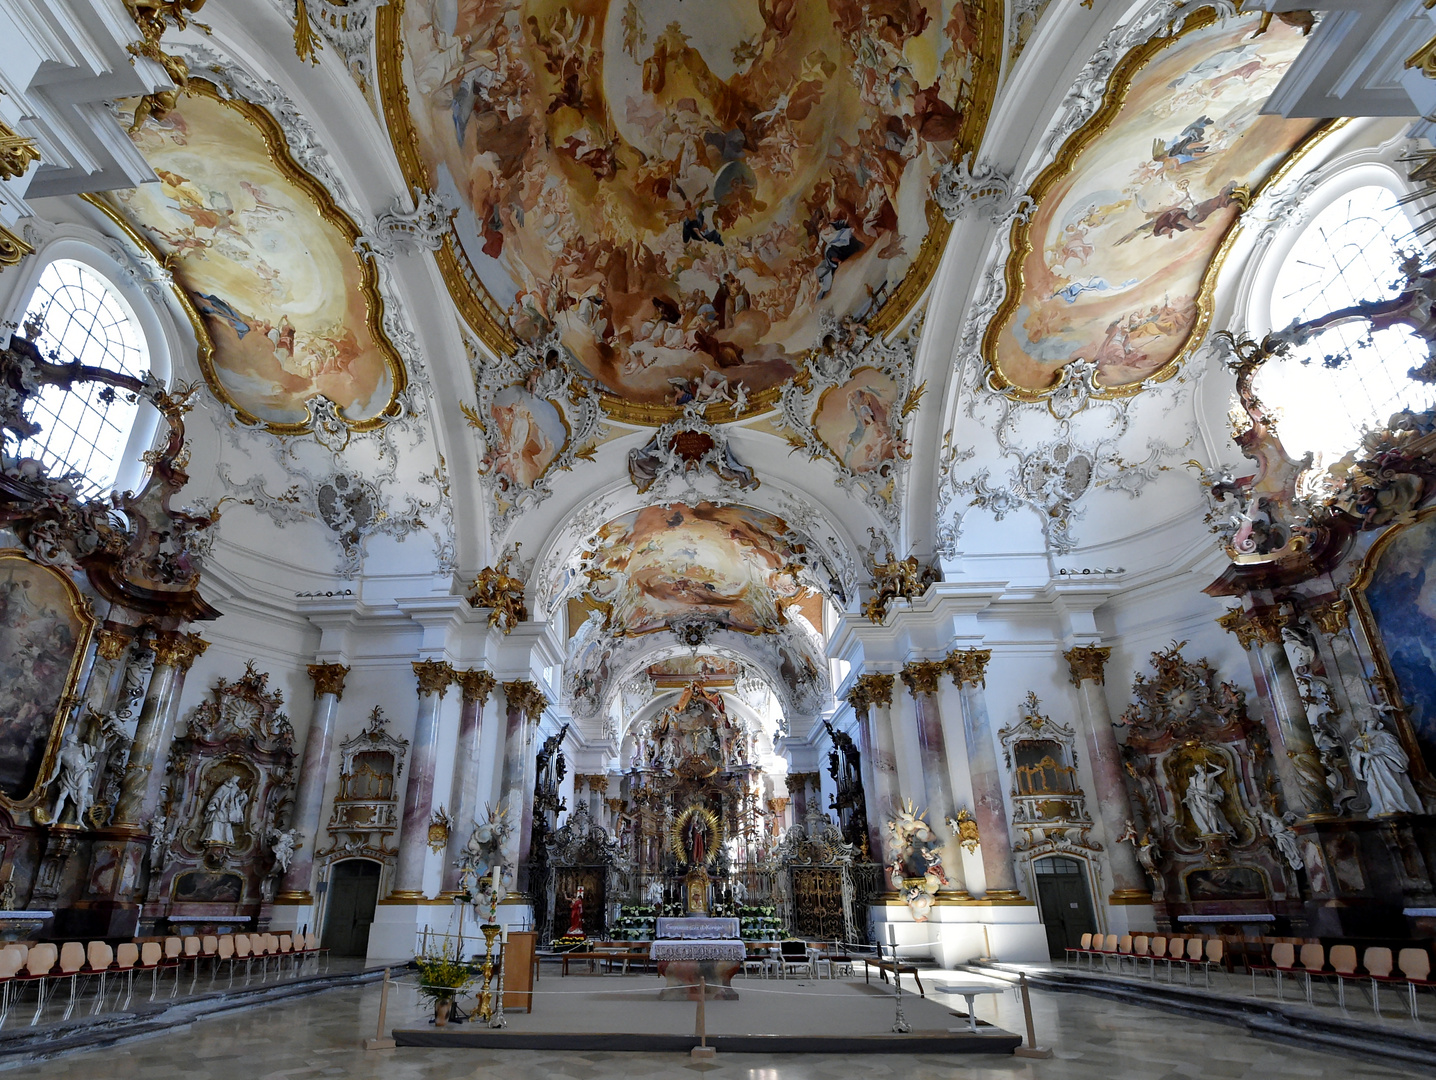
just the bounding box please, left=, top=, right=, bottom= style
left=654, top=916, right=739, bottom=939
left=649, top=939, right=746, bottom=962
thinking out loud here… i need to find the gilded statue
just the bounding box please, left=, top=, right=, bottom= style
left=862, top=533, right=939, bottom=624
left=468, top=545, right=528, bottom=633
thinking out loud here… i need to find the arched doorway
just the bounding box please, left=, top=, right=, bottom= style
left=322, top=859, right=381, bottom=957
left=1033, top=855, right=1097, bottom=959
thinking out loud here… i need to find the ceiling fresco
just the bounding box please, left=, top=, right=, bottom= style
left=380, top=0, right=998, bottom=421
left=579, top=501, right=813, bottom=634
left=647, top=655, right=744, bottom=682
left=984, top=10, right=1321, bottom=395
left=112, top=84, right=407, bottom=430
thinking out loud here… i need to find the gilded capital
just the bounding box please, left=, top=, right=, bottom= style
left=0, top=120, right=42, bottom=183
left=946, top=647, right=992, bottom=687
left=413, top=659, right=456, bottom=697
left=95, top=629, right=134, bottom=663
left=151, top=631, right=208, bottom=673
left=846, top=672, right=894, bottom=717
left=1307, top=599, right=1350, bottom=637
left=900, top=660, right=945, bottom=696
left=307, top=662, right=351, bottom=700
left=1063, top=645, right=1112, bottom=687
left=1216, top=607, right=1286, bottom=649
left=455, top=668, right=498, bottom=706
left=503, top=678, right=548, bottom=721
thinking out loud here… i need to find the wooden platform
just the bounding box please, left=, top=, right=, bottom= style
left=391, top=974, right=1021, bottom=1054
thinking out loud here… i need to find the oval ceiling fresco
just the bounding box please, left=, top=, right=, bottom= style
left=578, top=501, right=813, bottom=634
left=111, top=83, right=407, bottom=430
left=379, top=0, right=998, bottom=421
left=984, top=9, right=1322, bottom=396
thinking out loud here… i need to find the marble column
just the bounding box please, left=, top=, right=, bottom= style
left=86, top=627, right=137, bottom=718
left=497, top=679, right=547, bottom=875
left=1219, top=608, right=1334, bottom=818
left=902, top=660, right=969, bottom=895
left=391, top=659, right=455, bottom=899
left=1063, top=646, right=1151, bottom=903
left=441, top=669, right=497, bottom=896
left=112, top=632, right=208, bottom=829
left=277, top=662, right=350, bottom=903
left=846, top=674, right=896, bottom=860
left=948, top=648, right=1022, bottom=899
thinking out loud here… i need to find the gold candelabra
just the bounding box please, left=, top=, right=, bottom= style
left=477, top=924, right=501, bottom=1022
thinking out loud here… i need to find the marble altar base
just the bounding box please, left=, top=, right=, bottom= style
left=656, top=958, right=741, bottom=1000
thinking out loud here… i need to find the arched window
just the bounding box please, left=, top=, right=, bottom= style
left=1253, top=182, right=1436, bottom=468
left=16, top=260, right=150, bottom=498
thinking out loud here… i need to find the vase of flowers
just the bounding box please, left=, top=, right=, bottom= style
left=415, top=948, right=475, bottom=1026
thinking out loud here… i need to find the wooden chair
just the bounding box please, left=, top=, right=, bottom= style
left=180, top=935, right=202, bottom=991
left=139, top=941, right=165, bottom=1001
left=0, top=946, right=25, bottom=1028
left=1144, top=936, right=1169, bottom=982
left=1096, top=933, right=1119, bottom=972
left=778, top=939, right=811, bottom=979
left=305, top=931, right=330, bottom=973
left=1362, top=946, right=1403, bottom=1016
left=199, top=935, right=219, bottom=984
left=1066, top=932, right=1091, bottom=967
left=18, top=942, right=59, bottom=1025
left=1398, top=947, right=1436, bottom=1018
left=1297, top=943, right=1328, bottom=1006
left=1199, top=937, right=1225, bottom=989
left=78, top=941, right=114, bottom=1017
left=52, top=942, right=87, bottom=1021
left=214, top=935, right=237, bottom=986
left=233, top=934, right=253, bottom=983
left=113, top=943, right=139, bottom=1009
left=1327, top=944, right=1361, bottom=1010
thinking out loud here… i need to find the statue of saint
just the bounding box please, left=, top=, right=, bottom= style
left=51, top=729, right=99, bottom=825
left=269, top=827, right=300, bottom=873
left=202, top=775, right=249, bottom=846
left=567, top=885, right=585, bottom=936
left=685, top=813, right=708, bottom=865
left=1182, top=761, right=1235, bottom=837
left=1349, top=716, right=1420, bottom=816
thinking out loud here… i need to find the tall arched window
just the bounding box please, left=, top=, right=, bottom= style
left=17, top=260, right=150, bottom=498
left=1253, top=181, right=1436, bottom=469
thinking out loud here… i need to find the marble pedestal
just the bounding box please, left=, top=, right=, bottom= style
left=656, top=958, right=741, bottom=1000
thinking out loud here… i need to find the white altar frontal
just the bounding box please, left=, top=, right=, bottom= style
left=651, top=916, right=744, bottom=1000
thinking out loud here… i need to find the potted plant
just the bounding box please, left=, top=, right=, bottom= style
left=414, top=948, right=475, bottom=1026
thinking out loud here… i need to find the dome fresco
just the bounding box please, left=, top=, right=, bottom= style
left=381, top=0, right=998, bottom=419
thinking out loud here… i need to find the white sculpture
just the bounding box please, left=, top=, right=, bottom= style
left=1259, top=809, right=1303, bottom=870
left=50, top=729, right=99, bottom=826
left=1349, top=715, right=1420, bottom=816
left=269, top=827, right=301, bottom=873
left=1280, top=625, right=1318, bottom=674
left=201, top=775, right=249, bottom=846
left=148, top=814, right=173, bottom=874
left=644, top=879, right=664, bottom=907
left=1182, top=761, right=1235, bottom=837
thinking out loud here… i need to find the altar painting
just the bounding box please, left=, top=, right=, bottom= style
left=115, top=86, right=405, bottom=428
left=0, top=552, right=92, bottom=805
left=986, top=12, right=1320, bottom=393
left=1353, top=509, right=1436, bottom=767
left=584, top=502, right=805, bottom=634
left=384, top=0, right=998, bottom=416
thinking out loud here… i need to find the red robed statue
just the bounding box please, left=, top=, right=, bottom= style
left=566, top=885, right=585, bottom=936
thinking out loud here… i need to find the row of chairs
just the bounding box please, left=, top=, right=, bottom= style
left=1068, top=933, right=1226, bottom=987
left=1250, top=942, right=1436, bottom=1016
left=0, top=932, right=329, bottom=1028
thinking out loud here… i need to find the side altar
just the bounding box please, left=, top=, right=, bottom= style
left=650, top=915, right=744, bottom=1000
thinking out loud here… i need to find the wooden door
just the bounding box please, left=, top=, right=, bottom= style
left=1034, top=856, right=1096, bottom=959
left=322, top=859, right=381, bottom=956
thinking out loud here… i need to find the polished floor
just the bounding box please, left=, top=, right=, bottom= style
left=10, top=968, right=1418, bottom=1079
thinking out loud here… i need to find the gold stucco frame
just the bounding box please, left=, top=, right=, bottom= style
left=981, top=6, right=1340, bottom=401
left=96, top=79, right=409, bottom=435
left=374, top=0, right=1002, bottom=426
left=0, top=550, right=97, bottom=814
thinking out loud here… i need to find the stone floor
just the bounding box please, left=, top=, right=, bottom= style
left=6, top=967, right=1420, bottom=1079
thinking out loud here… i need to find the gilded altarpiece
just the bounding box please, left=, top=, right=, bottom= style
left=1118, top=646, right=1293, bottom=929
left=148, top=665, right=297, bottom=923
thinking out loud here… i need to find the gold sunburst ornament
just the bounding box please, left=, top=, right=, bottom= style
left=669, top=805, right=721, bottom=867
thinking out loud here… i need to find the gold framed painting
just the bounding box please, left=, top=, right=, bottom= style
left=0, top=551, right=96, bottom=810
left=1348, top=506, right=1436, bottom=777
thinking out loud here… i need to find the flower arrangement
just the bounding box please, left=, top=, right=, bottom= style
left=414, top=948, right=476, bottom=1003
left=549, top=933, right=589, bottom=951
